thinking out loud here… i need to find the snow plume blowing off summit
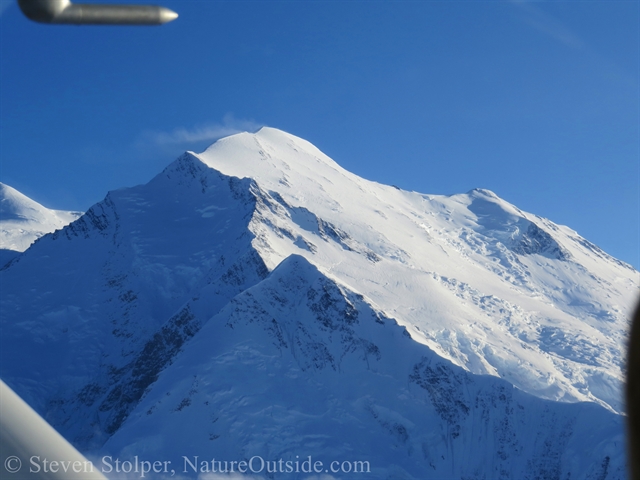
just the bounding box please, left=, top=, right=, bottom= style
left=0, top=127, right=637, bottom=479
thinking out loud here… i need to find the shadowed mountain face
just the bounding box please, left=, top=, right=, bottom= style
left=102, top=255, right=625, bottom=480
left=0, top=128, right=636, bottom=478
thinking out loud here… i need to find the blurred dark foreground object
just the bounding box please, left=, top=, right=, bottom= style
left=17, top=0, right=177, bottom=25
left=629, top=301, right=640, bottom=480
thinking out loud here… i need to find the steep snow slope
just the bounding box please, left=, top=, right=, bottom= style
left=192, top=128, right=638, bottom=413
left=103, top=255, right=626, bottom=480
left=0, top=128, right=636, bottom=478
left=1, top=160, right=270, bottom=447
left=0, top=182, right=82, bottom=264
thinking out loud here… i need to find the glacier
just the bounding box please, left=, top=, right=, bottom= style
left=0, top=127, right=637, bottom=479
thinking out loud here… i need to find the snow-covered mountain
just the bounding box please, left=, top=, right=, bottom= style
left=0, top=182, right=82, bottom=266
left=0, top=128, right=636, bottom=479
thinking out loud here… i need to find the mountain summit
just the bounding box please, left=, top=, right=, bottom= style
left=193, top=127, right=636, bottom=413
left=0, top=182, right=82, bottom=265
left=1, top=128, right=636, bottom=479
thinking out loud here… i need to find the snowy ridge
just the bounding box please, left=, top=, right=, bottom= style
left=0, top=182, right=82, bottom=264
left=0, top=127, right=636, bottom=478
left=1, top=159, right=269, bottom=448
left=103, top=255, right=625, bottom=479
left=194, top=128, right=637, bottom=413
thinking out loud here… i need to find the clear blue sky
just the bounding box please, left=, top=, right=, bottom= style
left=1, top=0, right=638, bottom=268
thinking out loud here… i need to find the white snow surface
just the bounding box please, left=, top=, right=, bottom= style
left=192, top=127, right=638, bottom=414
left=0, top=127, right=637, bottom=479
left=0, top=182, right=82, bottom=252
left=103, top=254, right=627, bottom=480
